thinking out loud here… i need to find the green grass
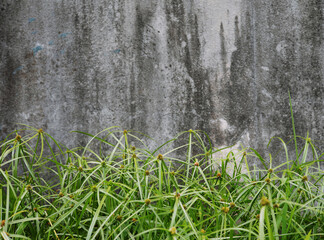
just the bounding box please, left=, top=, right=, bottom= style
left=0, top=125, right=323, bottom=240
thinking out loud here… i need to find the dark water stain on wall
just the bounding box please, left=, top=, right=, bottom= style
left=165, top=0, right=212, bottom=134
left=222, top=12, right=254, bottom=145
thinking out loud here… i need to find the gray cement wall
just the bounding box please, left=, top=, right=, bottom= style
left=1, top=0, right=324, bottom=164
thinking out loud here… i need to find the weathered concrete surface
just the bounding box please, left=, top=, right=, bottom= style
left=1, top=0, right=324, bottom=165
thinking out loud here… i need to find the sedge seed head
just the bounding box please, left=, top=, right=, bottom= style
left=183, top=204, right=187, bottom=210
left=120, top=165, right=125, bottom=169
left=145, top=170, right=150, bottom=176
left=217, top=173, right=222, bottom=178
left=230, top=202, right=235, bottom=208
left=201, top=229, right=206, bottom=234
left=157, top=154, right=163, bottom=160
left=273, top=203, right=279, bottom=209
left=302, top=176, right=308, bottom=182
left=170, top=227, right=177, bottom=235
left=194, top=161, right=199, bottom=167
left=260, top=196, right=270, bottom=206
left=307, top=137, right=311, bottom=143
left=33, top=207, right=37, bottom=212
left=59, top=192, right=64, bottom=197
left=38, top=128, right=44, bottom=134
left=116, top=215, right=123, bottom=221
left=145, top=199, right=151, bottom=205
left=189, top=129, right=193, bottom=133
left=243, top=151, right=247, bottom=156
left=132, top=154, right=137, bottom=159
left=132, top=218, right=137, bottom=222
left=268, top=168, right=273, bottom=173
left=91, top=185, right=97, bottom=192
left=265, top=178, right=271, bottom=184
left=123, top=130, right=127, bottom=135
left=78, top=166, right=83, bottom=172
left=1, top=220, right=5, bottom=227
left=175, top=192, right=181, bottom=198
left=131, top=146, right=136, bottom=151
left=222, top=207, right=229, bottom=214
left=170, top=171, right=175, bottom=176
left=15, top=135, right=22, bottom=141
left=26, top=185, right=32, bottom=191
left=256, top=214, right=260, bottom=220
left=69, top=194, right=74, bottom=199
left=101, top=161, right=106, bottom=167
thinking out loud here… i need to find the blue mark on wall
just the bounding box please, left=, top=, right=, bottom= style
left=28, top=18, right=36, bottom=23
left=13, top=66, right=23, bottom=75
left=113, top=49, right=121, bottom=54
left=48, top=40, right=54, bottom=45
left=59, top=32, right=71, bottom=38
left=32, top=45, right=43, bottom=55
left=31, top=31, right=38, bottom=35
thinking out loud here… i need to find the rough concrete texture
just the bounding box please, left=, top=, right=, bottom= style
left=1, top=0, right=324, bottom=166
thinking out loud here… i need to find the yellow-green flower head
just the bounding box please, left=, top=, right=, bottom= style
left=170, top=227, right=177, bottom=235
left=15, top=135, right=22, bottom=141
left=260, top=196, right=270, bottom=206
left=91, top=185, right=98, bottom=192
left=221, top=207, right=229, bottom=213
left=273, top=203, right=279, bottom=208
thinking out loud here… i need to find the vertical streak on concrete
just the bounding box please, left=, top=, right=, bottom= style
left=220, top=22, right=227, bottom=75
left=250, top=0, right=259, bottom=149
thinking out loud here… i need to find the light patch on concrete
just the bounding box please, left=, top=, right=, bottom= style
left=195, top=0, right=242, bottom=74
left=211, top=131, right=250, bottom=175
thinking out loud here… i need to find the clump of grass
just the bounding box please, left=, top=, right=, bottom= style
left=0, top=122, right=323, bottom=239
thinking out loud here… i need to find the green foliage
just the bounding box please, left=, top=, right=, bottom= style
left=0, top=125, right=323, bottom=240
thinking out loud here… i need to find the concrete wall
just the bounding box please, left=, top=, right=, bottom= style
left=1, top=0, right=323, bottom=164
